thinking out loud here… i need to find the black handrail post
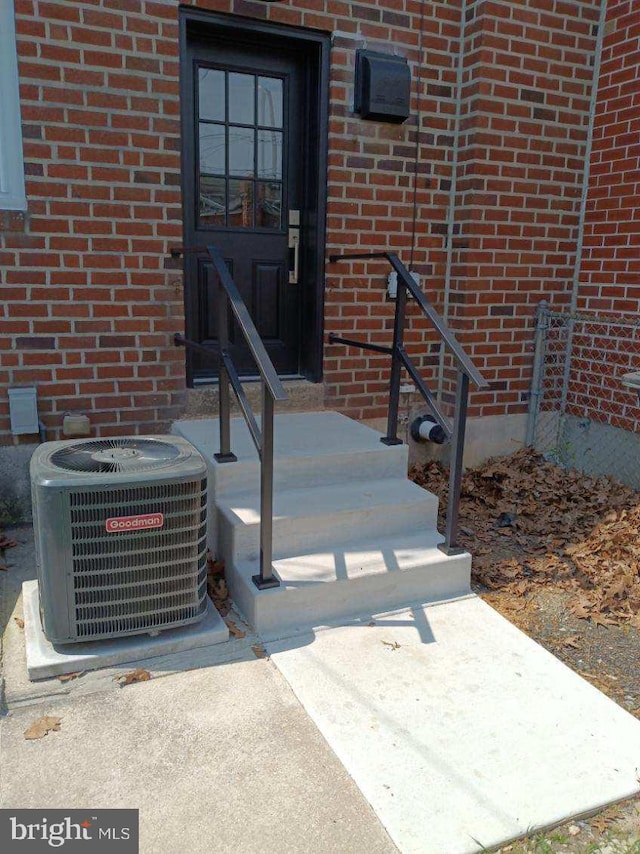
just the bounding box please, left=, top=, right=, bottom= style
left=382, top=254, right=406, bottom=446
left=214, top=276, right=237, bottom=464
left=252, top=384, right=280, bottom=589
left=439, top=369, right=469, bottom=555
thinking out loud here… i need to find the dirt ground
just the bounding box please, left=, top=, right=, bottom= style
left=411, top=450, right=640, bottom=853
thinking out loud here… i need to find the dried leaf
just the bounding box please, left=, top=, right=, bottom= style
left=24, top=716, right=62, bottom=740
left=116, top=668, right=151, bottom=687
left=561, top=635, right=581, bottom=650
left=58, top=671, right=83, bottom=683
left=225, top=619, right=246, bottom=639
left=590, top=808, right=621, bottom=833
left=382, top=640, right=400, bottom=650
left=206, top=552, right=225, bottom=576
left=0, top=564, right=8, bottom=572
left=251, top=643, right=267, bottom=659
left=212, top=578, right=228, bottom=600
left=591, top=612, right=617, bottom=629
left=13, top=617, right=24, bottom=629
left=571, top=599, right=592, bottom=620
left=0, top=535, right=18, bottom=550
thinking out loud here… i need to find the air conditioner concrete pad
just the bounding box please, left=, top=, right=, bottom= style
left=22, top=580, right=229, bottom=681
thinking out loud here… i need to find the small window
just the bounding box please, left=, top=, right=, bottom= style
left=0, top=3, right=26, bottom=211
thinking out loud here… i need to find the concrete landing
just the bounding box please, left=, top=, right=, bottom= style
left=173, top=412, right=407, bottom=496
left=23, top=580, right=229, bottom=680
left=268, top=596, right=640, bottom=854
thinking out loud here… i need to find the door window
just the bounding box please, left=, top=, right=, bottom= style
left=197, top=67, right=284, bottom=230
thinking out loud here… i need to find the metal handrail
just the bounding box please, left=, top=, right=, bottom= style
left=328, top=250, right=489, bottom=554
left=175, top=244, right=286, bottom=590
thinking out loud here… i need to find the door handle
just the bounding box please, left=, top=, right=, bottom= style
left=288, top=227, right=300, bottom=284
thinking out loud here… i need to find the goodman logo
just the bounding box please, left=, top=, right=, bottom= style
left=105, top=513, right=164, bottom=533
left=1, top=809, right=138, bottom=852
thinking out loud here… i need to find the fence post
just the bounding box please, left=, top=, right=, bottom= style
left=525, top=299, right=549, bottom=447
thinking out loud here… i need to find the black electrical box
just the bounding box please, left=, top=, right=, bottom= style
left=355, top=50, right=411, bottom=123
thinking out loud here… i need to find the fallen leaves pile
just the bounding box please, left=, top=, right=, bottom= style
left=410, top=447, right=640, bottom=628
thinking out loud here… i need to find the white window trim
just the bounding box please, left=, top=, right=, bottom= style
left=0, top=0, right=26, bottom=212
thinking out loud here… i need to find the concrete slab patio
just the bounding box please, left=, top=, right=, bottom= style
left=0, top=657, right=397, bottom=854
left=3, top=526, right=640, bottom=853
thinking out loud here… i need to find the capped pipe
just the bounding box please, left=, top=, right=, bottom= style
left=410, top=415, right=447, bottom=445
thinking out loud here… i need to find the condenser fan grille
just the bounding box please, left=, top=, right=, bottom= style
left=68, top=478, right=208, bottom=639
left=50, top=439, right=183, bottom=474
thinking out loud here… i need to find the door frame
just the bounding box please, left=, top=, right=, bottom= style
left=179, top=9, right=330, bottom=387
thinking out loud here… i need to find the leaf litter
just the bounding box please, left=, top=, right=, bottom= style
left=410, top=447, right=640, bottom=628
left=58, top=671, right=83, bottom=683
left=0, top=534, right=18, bottom=550
left=225, top=619, right=246, bottom=639
left=116, top=668, right=151, bottom=687
left=251, top=644, right=267, bottom=659
left=24, top=716, right=62, bottom=740
left=207, top=553, right=230, bottom=617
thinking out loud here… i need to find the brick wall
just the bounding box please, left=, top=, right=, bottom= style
left=1, top=0, right=185, bottom=443
left=577, top=0, right=640, bottom=315
left=567, top=0, right=640, bottom=432
left=322, top=0, right=461, bottom=421
left=0, top=0, right=610, bottom=444
left=448, top=0, right=600, bottom=420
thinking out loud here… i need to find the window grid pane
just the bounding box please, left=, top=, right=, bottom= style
left=198, top=68, right=225, bottom=122
left=197, top=68, right=284, bottom=230
left=258, top=77, right=283, bottom=128
left=228, top=72, right=255, bottom=125
left=199, top=123, right=226, bottom=176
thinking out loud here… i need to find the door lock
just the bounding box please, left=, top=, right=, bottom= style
left=288, top=210, right=300, bottom=284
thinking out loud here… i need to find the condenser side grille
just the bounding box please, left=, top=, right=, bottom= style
left=76, top=578, right=208, bottom=623
left=69, top=481, right=206, bottom=507
left=73, top=544, right=206, bottom=577
left=68, top=477, right=208, bottom=640
left=71, top=526, right=207, bottom=558
left=74, top=565, right=207, bottom=605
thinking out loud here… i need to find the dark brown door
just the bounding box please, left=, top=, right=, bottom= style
left=183, top=37, right=305, bottom=381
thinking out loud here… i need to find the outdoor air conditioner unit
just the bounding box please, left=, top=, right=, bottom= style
left=30, top=435, right=208, bottom=645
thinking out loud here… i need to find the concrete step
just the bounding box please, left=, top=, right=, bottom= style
left=217, top=477, right=439, bottom=565
left=227, top=529, right=471, bottom=639
left=172, top=409, right=467, bottom=639
left=172, top=412, right=408, bottom=498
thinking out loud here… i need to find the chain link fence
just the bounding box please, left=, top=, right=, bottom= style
left=527, top=302, right=640, bottom=489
